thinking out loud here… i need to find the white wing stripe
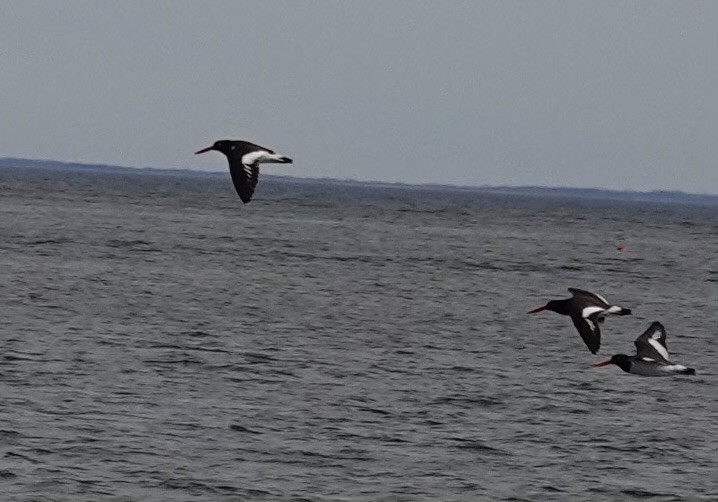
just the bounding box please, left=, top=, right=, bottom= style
left=648, top=337, right=669, bottom=361
left=594, top=292, right=609, bottom=304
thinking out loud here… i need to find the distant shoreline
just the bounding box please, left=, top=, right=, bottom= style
left=2, top=156, right=717, bottom=207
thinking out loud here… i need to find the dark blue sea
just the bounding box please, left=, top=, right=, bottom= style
left=1, top=164, right=717, bottom=501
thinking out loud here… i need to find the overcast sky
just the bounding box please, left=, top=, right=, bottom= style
left=1, top=1, right=716, bottom=193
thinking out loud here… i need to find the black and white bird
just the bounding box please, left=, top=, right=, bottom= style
left=195, top=139, right=292, bottom=203
left=528, top=288, right=632, bottom=354
left=593, top=322, right=696, bottom=376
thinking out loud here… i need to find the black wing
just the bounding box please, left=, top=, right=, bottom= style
left=227, top=155, right=260, bottom=203
left=570, top=314, right=601, bottom=354
left=232, top=140, right=275, bottom=155
left=634, top=322, right=670, bottom=363
left=568, top=288, right=609, bottom=308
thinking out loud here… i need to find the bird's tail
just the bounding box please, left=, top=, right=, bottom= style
left=678, top=367, right=696, bottom=375
left=607, top=306, right=632, bottom=316
left=262, top=154, right=292, bottom=164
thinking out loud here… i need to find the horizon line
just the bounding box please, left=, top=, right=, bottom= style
left=1, top=155, right=717, bottom=199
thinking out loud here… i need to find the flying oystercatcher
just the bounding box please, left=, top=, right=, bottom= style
left=195, top=139, right=293, bottom=203
left=528, top=288, right=632, bottom=354
left=593, top=322, right=696, bottom=376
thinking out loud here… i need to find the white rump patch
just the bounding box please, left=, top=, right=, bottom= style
left=242, top=150, right=287, bottom=166
left=582, top=306, right=605, bottom=318
left=607, top=305, right=622, bottom=314
left=241, top=150, right=270, bottom=166
left=648, top=337, right=669, bottom=361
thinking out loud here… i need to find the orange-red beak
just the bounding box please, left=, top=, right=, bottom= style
left=528, top=306, right=547, bottom=314
left=194, top=146, right=214, bottom=154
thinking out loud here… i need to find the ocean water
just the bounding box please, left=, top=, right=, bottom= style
left=0, top=165, right=716, bottom=501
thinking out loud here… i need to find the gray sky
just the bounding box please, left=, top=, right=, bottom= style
left=2, top=1, right=716, bottom=193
